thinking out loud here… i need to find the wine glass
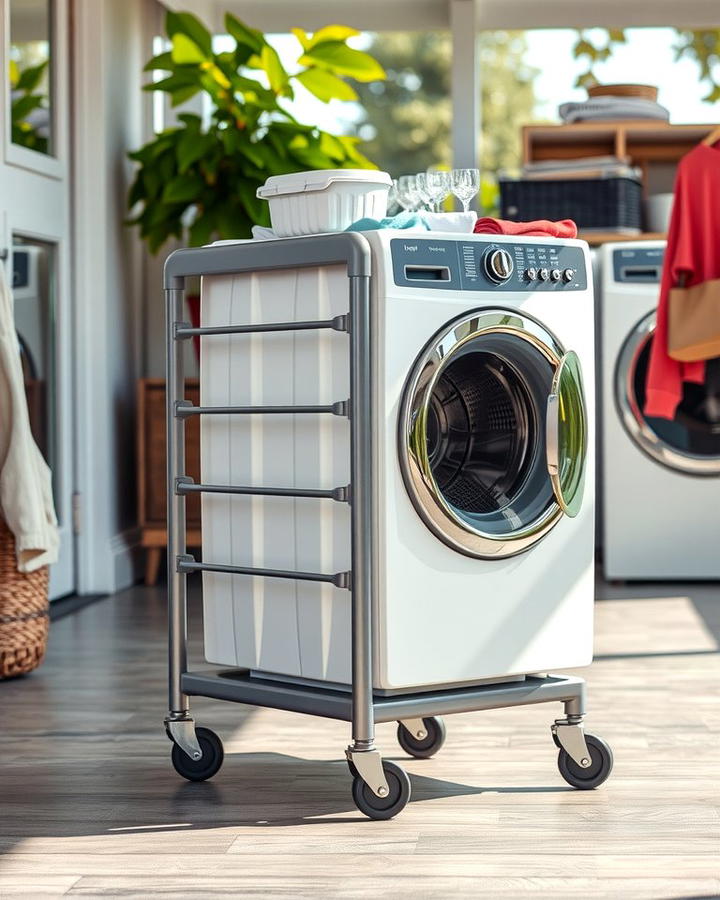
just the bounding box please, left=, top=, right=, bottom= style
left=396, top=175, right=421, bottom=212
left=425, top=168, right=451, bottom=212
left=387, top=179, right=401, bottom=215
left=450, top=168, right=480, bottom=212
left=414, top=172, right=434, bottom=212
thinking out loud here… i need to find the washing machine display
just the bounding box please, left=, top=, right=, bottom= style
left=399, top=308, right=587, bottom=558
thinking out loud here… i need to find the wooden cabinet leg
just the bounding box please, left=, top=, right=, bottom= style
left=145, top=547, right=163, bottom=586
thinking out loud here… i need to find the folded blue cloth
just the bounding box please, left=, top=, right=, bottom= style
left=345, top=212, right=431, bottom=232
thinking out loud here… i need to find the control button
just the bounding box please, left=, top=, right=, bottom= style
left=483, top=248, right=514, bottom=284
left=538, top=268, right=550, bottom=282
left=525, top=267, right=538, bottom=281
left=550, top=268, right=562, bottom=282
left=562, top=268, right=576, bottom=283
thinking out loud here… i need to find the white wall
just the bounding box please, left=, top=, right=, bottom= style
left=73, top=0, right=155, bottom=593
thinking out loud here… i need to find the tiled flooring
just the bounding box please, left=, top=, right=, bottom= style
left=1, top=578, right=718, bottom=898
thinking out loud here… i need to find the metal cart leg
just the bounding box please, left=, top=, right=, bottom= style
left=163, top=283, right=201, bottom=763
left=344, top=275, right=411, bottom=819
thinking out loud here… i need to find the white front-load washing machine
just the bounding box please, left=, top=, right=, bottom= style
left=200, top=231, right=596, bottom=691
left=600, top=241, right=720, bottom=580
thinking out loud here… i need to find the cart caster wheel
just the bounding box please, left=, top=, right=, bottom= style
left=171, top=726, right=224, bottom=782
left=558, top=733, right=613, bottom=790
left=352, top=760, right=411, bottom=820
left=397, top=716, right=446, bottom=759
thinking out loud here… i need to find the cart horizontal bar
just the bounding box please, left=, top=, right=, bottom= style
left=175, top=400, right=349, bottom=418
left=176, top=479, right=349, bottom=502
left=164, top=232, right=372, bottom=289
left=174, top=315, right=348, bottom=339
left=177, top=557, right=351, bottom=589
left=179, top=671, right=585, bottom=723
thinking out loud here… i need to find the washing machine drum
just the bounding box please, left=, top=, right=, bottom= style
left=399, top=309, right=588, bottom=559
left=616, top=311, right=720, bottom=475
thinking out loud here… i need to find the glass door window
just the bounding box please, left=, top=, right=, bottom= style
left=399, top=309, right=589, bottom=559
left=11, top=236, right=57, bottom=489
left=9, top=0, right=53, bottom=156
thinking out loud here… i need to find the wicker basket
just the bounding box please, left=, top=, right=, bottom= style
left=587, top=83, right=658, bottom=102
left=0, top=518, right=49, bottom=679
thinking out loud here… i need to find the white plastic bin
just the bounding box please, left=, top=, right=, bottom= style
left=256, top=168, right=391, bottom=237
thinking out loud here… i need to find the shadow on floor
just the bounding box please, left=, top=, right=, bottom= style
left=0, top=751, right=572, bottom=846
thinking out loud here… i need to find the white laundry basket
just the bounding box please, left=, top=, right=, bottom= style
left=256, top=169, right=391, bottom=237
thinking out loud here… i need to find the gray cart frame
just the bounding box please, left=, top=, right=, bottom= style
left=162, top=233, right=600, bottom=815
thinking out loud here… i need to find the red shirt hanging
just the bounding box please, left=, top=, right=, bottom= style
left=644, top=143, right=720, bottom=419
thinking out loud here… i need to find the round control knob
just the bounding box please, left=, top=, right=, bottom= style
left=562, top=268, right=576, bottom=283
left=550, top=268, right=562, bottom=282
left=525, top=267, right=538, bottom=281
left=484, top=248, right=514, bottom=284
left=538, top=267, right=550, bottom=282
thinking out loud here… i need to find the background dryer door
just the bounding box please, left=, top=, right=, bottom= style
left=616, top=312, right=720, bottom=475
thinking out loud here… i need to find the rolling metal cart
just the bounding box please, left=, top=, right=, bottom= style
left=162, top=233, right=613, bottom=820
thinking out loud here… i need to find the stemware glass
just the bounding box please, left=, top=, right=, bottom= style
left=396, top=175, right=421, bottom=212
left=425, top=168, right=451, bottom=212
left=387, top=179, right=401, bottom=215
left=414, top=172, right=434, bottom=212
left=450, top=168, right=480, bottom=213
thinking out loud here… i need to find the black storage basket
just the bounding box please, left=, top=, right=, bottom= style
left=499, top=176, right=643, bottom=231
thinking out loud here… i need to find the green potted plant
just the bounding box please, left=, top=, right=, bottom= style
left=127, top=11, right=386, bottom=252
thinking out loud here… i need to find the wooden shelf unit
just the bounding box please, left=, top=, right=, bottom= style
left=522, top=122, right=716, bottom=245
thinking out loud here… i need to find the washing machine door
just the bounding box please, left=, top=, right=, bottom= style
left=616, top=311, right=720, bottom=475
left=399, top=309, right=589, bottom=559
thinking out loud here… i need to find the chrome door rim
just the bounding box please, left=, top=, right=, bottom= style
left=399, top=309, right=566, bottom=559
left=615, top=311, right=720, bottom=476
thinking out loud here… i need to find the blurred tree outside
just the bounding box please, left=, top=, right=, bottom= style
left=353, top=31, right=538, bottom=210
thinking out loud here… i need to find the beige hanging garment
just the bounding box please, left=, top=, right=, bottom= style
left=668, top=276, right=720, bottom=362
left=0, top=261, right=59, bottom=572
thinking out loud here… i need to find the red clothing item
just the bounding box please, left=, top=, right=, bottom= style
left=474, top=217, right=578, bottom=239
left=644, top=143, right=720, bottom=419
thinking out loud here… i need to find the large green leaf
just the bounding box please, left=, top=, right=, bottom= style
left=171, top=33, right=206, bottom=65
left=307, top=25, right=360, bottom=48
left=177, top=130, right=212, bottom=173
left=15, top=61, right=48, bottom=92
left=165, top=10, right=212, bottom=57
left=260, top=44, right=289, bottom=95
left=162, top=173, right=204, bottom=203
left=143, top=50, right=174, bottom=72
left=291, top=27, right=310, bottom=51
left=12, top=95, right=44, bottom=120
left=295, top=67, right=358, bottom=101
left=225, top=13, right=263, bottom=53
left=299, top=42, right=385, bottom=82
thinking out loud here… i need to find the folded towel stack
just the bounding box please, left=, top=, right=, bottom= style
left=559, top=96, right=669, bottom=124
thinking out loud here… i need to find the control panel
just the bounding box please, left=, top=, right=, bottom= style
left=613, top=246, right=664, bottom=284
left=391, top=238, right=587, bottom=292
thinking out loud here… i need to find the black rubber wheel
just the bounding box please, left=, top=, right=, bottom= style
left=558, top=733, right=613, bottom=790
left=171, top=726, right=224, bottom=782
left=352, top=760, right=411, bottom=820
left=397, top=717, right=446, bottom=759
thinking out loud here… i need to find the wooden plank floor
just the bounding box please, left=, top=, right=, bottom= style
left=1, top=578, right=718, bottom=898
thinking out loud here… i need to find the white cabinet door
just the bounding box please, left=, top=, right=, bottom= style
left=0, top=0, right=74, bottom=598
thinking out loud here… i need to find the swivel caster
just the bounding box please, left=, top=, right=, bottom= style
left=557, top=733, right=613, bottom=790
left=351, top=759, right=411, bottom=820
left=171, top=726, right=224, bottom=782
left=397, top=716, right=446, bottom=759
